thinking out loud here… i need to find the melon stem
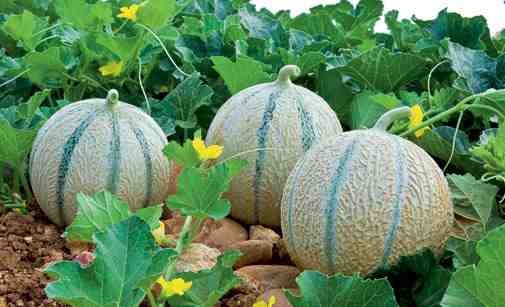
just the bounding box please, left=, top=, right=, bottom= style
left=106, top=89, right=120, bottom=107
left=373, top=107, right=412, bottom=131
left=276, top=65, right=301, bottom=85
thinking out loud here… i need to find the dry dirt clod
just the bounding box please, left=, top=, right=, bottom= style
left=249, top=225, right=280, bottom=245
left=225, top=240, right=273, bottom=268
left=202, top=218, right=248, bottom=250
left=176, top=243, right=221, bottom=273
left=235, top=265, right=300, bottom=292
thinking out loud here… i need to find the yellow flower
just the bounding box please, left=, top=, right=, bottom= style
left=192, top=137, right=223, bottom=161
left=117, top=4, right=141, bottom=21
left=157, top=277, right=192, bottom=298
left=98, top=61, right=123, bottom=77
left=253, top=295, right=277, bottom=307
left=152, top=221, right=165, bottom=245
left=409, top=104, right=430, bottom=138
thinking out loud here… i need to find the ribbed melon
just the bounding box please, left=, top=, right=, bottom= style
left=281, top=107, right=453, bottom=276
left=206, top=65, right=343, bottom=226
left=30, top=90, right=174, bottom=226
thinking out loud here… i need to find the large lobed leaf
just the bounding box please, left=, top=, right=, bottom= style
left=0, top=119, right=38, bottom=169
left=166, top=160, right=248, bottom=219
left=2, top=10, right=48, bottom=51
left=441, top=223, right=505, bottom=307
left=285, top=271, right=399, bottom=307
left=336, top=47, right=427, bottom=93
left=154, top=74, right=213, bottom=131
left=45, top=216, right=176, bottom=307
left=448, top=174, right=498, bottom=231
left=64, top=190, right=162, bottom=243
left=211, top=56, right=272, bottom=95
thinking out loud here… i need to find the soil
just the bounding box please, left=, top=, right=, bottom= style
left=0, top=206, right=290, bottom=307
left=0, top=205, right=70, bottom=307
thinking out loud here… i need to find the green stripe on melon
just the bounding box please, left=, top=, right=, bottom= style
left=30, top=90, right=173, bottom=226
left=281, top=107, right=453, bottom=275
left=206, top=65, right=343, bottom=226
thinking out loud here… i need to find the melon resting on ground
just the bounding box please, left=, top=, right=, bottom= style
left=206, top=65, right=343, bottom=226
left=281, top=107, right=454, bottom=276
left=29, top=90, right=174, bottom=226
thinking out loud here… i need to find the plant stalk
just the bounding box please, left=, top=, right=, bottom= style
left=18, top=164, right=33, bottom=202
left=164, top=215, right=193, bottom=280
left=400, top=93, right=481, bottom=137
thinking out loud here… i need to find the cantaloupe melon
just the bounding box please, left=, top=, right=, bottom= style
left=30, top=90, right=174, bottom=226
left=281, top=107, right=453, bottom=275
left=206, top=65, right=343, bottom=226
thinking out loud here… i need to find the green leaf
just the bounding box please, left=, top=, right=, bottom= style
left=0, top=49, right=22, bottom=78
left=211, top=56, right=271, bottom=95
left=336, top=0, right=384, bottom=44
left=45, top=216, right=176, bottom=307
left=16, top=90, right=49, bottom=123
left=290, top=12, right=345, bottom=44
left=431, top=88, right=462, bottom=112
left=0, top=119, right=37, bottom=168
left=162, top=140, right=201, bottom=169
left=296, top=51, right=325, bottom=75
left=441, top=223, right=505, bottom=307
left=446, top=42, right=499, bottom=94
left=446, top=238, right=480, bottom=268
left=2, top=10, right=48, bottom=51
left=448, top=174, right=498, bottom=229
left=135, top=206, right=163, bottom=230
left=336, top=47, right=427, bottom=92
left=471, top=123, right=505, bottom=175
left=24, top=47, right=67, bottom=88
left=350, top=92, right=400, bottom=129
left=316, top=68, right=353, bottom=125
left=167, top=161, right=247, bottom=219
left=157, top=75, right=213, bottom=129
left=385, top=10, right=427, bottom=51
left=285, top=271, right=399, bottom=307
left=64, top=191, right=163, bottom=242
left=380, top=249, right=452, bottom=307
left=238, top=7, right=287, bottom=47
left=224, top=14, right=247, bottom=43
left=431, top=9, right=490, bottom=51
left=415, top=127, right=483, bottom=176
left=96, top=34, right=142, bottom=63
left=53, top=0, right=113, bottom=31
left=165, top=250, right=241, bottom=307
left=137, top=0, right=177, bottom=29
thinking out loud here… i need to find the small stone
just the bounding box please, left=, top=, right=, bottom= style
left=235, top=265, right=300, bottom=291
left=23, top=236, right=33, bottom=244
left=249, top=225, right=280, bottom=245
left=225, top=240, right=273, bottom=268
left=176, top=243, right=221, bottom=273
left=15, top=299, right=24, bottom=306
left=256, top=289, right=297, bottom=307
left=203, top=218, right=248, bottom=250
